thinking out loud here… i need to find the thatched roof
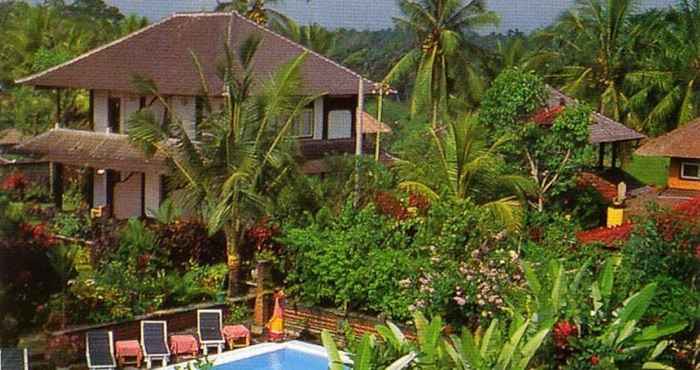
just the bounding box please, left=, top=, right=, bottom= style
left=547, top=88, right=646, bottom=144
left=636, top=119, right=700, bottom=159
left=361, top=112, right=392, bottom=134
left=0, top=129, right=25, bottom=147
left=16, top=128, right=169, bottom=173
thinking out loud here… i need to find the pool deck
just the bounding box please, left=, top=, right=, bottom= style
left=156, top=340, right=350, bottom=369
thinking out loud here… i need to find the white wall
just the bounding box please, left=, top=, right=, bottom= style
left=313, top=97, right=324, bottom=140
left=122, top=95, right=141, bottom=134
left=144, top=172, right=161, bottom=217
left=93, top=90, right=109, bottom=133
left=113, top=172, right=143, bottom=219
left=172, top=96, right=196, bottom=139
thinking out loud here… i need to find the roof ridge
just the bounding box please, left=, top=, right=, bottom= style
left=229, top=12, right=375, bottom=87
left=16, top=14, right=180, bottom=85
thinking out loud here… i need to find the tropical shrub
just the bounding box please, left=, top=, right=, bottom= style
left=50, top=211, right=92, bottom=238
left=282, top=197, right=524, bottom=323
left=153, top=220, right=226, bottom=269
left=67, top=219, right=229, bottom=323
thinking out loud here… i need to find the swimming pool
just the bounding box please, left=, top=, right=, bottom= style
left=159, top=341, right=349, bottom=370
left=213, top=347, right=329, bottom=370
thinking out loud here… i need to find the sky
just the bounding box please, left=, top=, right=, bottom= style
left=102, top=0, right=678, bottom=33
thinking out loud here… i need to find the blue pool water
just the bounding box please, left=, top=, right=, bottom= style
left=213, top=348, right=331, bottom=370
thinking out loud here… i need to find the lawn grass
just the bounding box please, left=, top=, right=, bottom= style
left=624, top=155, right=669, bottom=187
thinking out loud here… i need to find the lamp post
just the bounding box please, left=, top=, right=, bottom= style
left=371, top=82, right=391, bottom=161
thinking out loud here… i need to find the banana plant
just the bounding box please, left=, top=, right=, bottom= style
left=322, top=330, right=417, bottom=370
left=578, top=282, right=688, bottom=369
left=444, top=314, right=552, bottom=370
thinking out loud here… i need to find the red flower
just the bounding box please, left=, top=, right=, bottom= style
left=553, top=320, right=578, bottom=349
left=695, top=245, right=700, bottom=260
left=246, top=218, right=279, bottom=251
left=1, top=171, right=28, bottom=192
left=590, top=355, right=600, bottom=366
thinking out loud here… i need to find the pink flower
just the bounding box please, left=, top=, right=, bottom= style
left=453, top=296, right=467, bottom=306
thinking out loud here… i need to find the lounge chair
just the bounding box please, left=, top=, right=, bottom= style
left=197, top=309, right=225, bottom=355
left=85, top=331, right=116, bottom=370
left=0, top=348, right=29, bottom=370
left=141, top=321, right=170, bottom=368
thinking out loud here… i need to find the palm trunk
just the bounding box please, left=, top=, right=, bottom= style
left=431, top=99, right=439, bottom=129
left=224, top=224, right=241, bottom=297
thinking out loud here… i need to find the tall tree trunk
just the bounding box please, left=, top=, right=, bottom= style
left=225, top=225, right=241, bottom=297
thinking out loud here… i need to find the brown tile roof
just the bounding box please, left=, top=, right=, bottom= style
left=361, top=112, right=391, bottom=134
left=635, top=118, right=700, bottom=159
left=15, top=128, right=169, bottom=173
left=16, top=12, right=376, bottom=96
left=547, top=88, right=646, bottom=144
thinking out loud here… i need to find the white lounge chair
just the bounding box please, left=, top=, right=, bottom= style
left=197, top=309, right=225, bottom=355
left=141, top=321, right=170, bottom=369
left=85, top=331, right=116, bottom=370
left=0, top=348, right=29, bottom=370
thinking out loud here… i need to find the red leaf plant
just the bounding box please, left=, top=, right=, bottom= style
left=576, top=222, right=634, bottom=247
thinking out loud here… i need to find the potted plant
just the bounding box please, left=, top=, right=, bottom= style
left=46, top=335, right=80, bottom=370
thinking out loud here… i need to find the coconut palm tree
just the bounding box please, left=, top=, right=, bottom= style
left=128, top=35, right=315, bottom=295
left=625, top=1, right=700, bottom=134
left=540, top=0, right=647, bottom=122
left=270, top=17, right=336, bottom=55
left=385, top=0, right=498, bottom=127
left=215, top=0, right=288, bottom=25
left=482, top=35, right=557, bottom=81
left=396, top=113, right=530, bottom=230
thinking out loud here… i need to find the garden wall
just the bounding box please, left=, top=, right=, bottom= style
left=51, top=298, right=247, bottom=343
left=52, top=296, right=412, bottom=346
left=284, top=304, right=415, bottom=344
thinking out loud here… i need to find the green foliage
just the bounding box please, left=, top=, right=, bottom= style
left=396, top=113, right=531, bottom=230
left=225, top=301, right=251, bottom=324
left=480, top=68, right=548, bottom=133
left=67, top=219, right=227, bottom=323
left=282, top=198, right=528, bottom=323
left=480, top=68, right=594, bottom=210
left=50, top=212, right=92, bottom=238
left=0, top=1, right=148, bottom=133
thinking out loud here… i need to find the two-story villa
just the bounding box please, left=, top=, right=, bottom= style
left=16, top=12, right=389, bottom=219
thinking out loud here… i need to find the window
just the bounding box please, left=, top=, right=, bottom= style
left=681, top=162, right=700, bottom=180
left=290, top=109, right=314, bottom=138
left=328, top=110, right=352, bottom=139
left=107, top=97, right=121, bottom=133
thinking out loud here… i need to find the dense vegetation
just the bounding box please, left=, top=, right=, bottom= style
left=0, top=0, right=699, bottom=369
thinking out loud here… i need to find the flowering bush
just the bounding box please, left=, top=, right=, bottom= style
left=246, top=217, right=282, bottom=262
left=553, top=320, right=578, bottom=350
left=282, top=198, right=518, bottom=323
left=1, top=170, right=28, bottom=194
